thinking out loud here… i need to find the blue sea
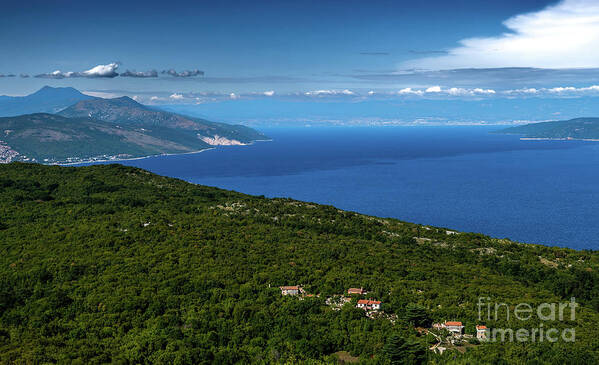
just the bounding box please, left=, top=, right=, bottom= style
left=85, top=126, right=599, bottom=250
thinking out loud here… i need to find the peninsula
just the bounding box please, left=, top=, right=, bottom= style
left=498, top=117, right=599, bottom=140
left=0, top=87, right=267, bottom=164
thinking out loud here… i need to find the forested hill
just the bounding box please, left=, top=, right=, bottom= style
left=0, top=163, right=598, bottom=364
left=498, top=117, right=599, bottom=139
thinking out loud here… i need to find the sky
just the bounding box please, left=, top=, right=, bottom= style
left=4, top=0, right=599, bottom=110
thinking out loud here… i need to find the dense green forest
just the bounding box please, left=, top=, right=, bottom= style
left=0, top=163, right=598, bottom=364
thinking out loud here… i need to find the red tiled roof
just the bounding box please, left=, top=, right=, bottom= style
left=357, top=299, right=381, bottom=305
left=445, top=321, right=463, bottom=326
left=476, top=325, right=487, bottom=330
left=280, top=286, right=299, bottom=290
left=348, top=288, right=365, bottom=294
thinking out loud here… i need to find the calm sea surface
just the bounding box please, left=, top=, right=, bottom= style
left=84, top=126, right=599, bottom=250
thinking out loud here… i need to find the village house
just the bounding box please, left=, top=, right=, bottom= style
left=347, top=287, right=367, bottom=295
left=476, top=325, right=489, bottom=340
left=279, top=286, right=301, bottom=296
left=444, top=321, right=464, bottom=335
left=356, top=299, right=382, bottom=311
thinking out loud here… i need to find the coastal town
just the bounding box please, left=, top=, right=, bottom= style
left=0, top=141, right=20, bottom=163
left=280, top=285, right=489, bottom=354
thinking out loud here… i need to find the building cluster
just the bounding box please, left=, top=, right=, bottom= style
left=428, top=321, right=489, bottom=354
left=280, top=286, right=383, bottom=316
left=0, top=142, right=19, bottom=163
left=432, top=321, right=489, bottom=340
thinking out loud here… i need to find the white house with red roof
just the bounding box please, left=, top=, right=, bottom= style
left=356, top=299, right=382, bottom=311
left=347, top=287, right=367, bottom=295
left=279, top=286, right=301, bottom=296
left=476, top=325, right=489, bottom=340
left=443, top=321, right=464, bottom=335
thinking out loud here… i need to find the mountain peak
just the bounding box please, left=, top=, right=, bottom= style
left=0, top=86, right=94, bottom=117
left=111, top=95, right=141, bottom=105
left=32, top=86, right=85, bottom=97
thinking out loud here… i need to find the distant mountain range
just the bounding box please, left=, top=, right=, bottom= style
left=0, top=86, right=94, bottom=116
left=499, top=118, right=599, bottom=140
left=0, top=87, right=267, bottom=163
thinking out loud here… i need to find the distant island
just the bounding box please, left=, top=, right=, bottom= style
left=0, top=87, right=267, bottom=164
left=498, top=117, right=599, bottom=140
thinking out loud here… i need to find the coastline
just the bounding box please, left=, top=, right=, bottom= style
left=58, top=148, right=216, bottom=166
left=58, top=138, right=273, bottom=166
left=520, top=137, right=599, bottom=141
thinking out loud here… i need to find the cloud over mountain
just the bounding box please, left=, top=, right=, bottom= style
left=32, top=64, right=206, bottom=80
left=35, top=63, right=120, bottom=79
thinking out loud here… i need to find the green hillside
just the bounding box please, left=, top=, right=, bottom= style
left=0, top=113, right=209, bottom=163
left=58, top=96, right=267, bottom=143
left=0, top=163, right=598, bottom=364
left=498, top=118, right=599, bottom=139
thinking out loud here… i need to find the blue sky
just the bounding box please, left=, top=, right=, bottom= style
left=3, top=0, right=599, bottom=109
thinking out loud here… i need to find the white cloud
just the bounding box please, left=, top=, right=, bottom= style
left=305, top=90, right=330, bottom=96
left=425, top=86, right=442, bottom=93
left=446, top=87, right=495, bottom=96
left=230, top=93, right=239, bottom=99
left=263, top=90, right=275, bottom=96
left=403, top=0, right=599, bottom=70
left=35, top=70, right=76, bottom=79
left=81, top=63, right=119, bottom=78
left=304, top=89, right=356, bottom=96
left=169, top=93, right=184, bottom=100
left=397, top=87, right=423, bottom=95
left=505, top=87, right=539, bottom=94
left=35, top=63, right=119, bottom=79
left=547, top=86, right=577, bottom=93
left=504, top=84, right=599, bottom=95
left=448, top=87, right=468, bottom=96
left=473, top=88, right=496, bottom=94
